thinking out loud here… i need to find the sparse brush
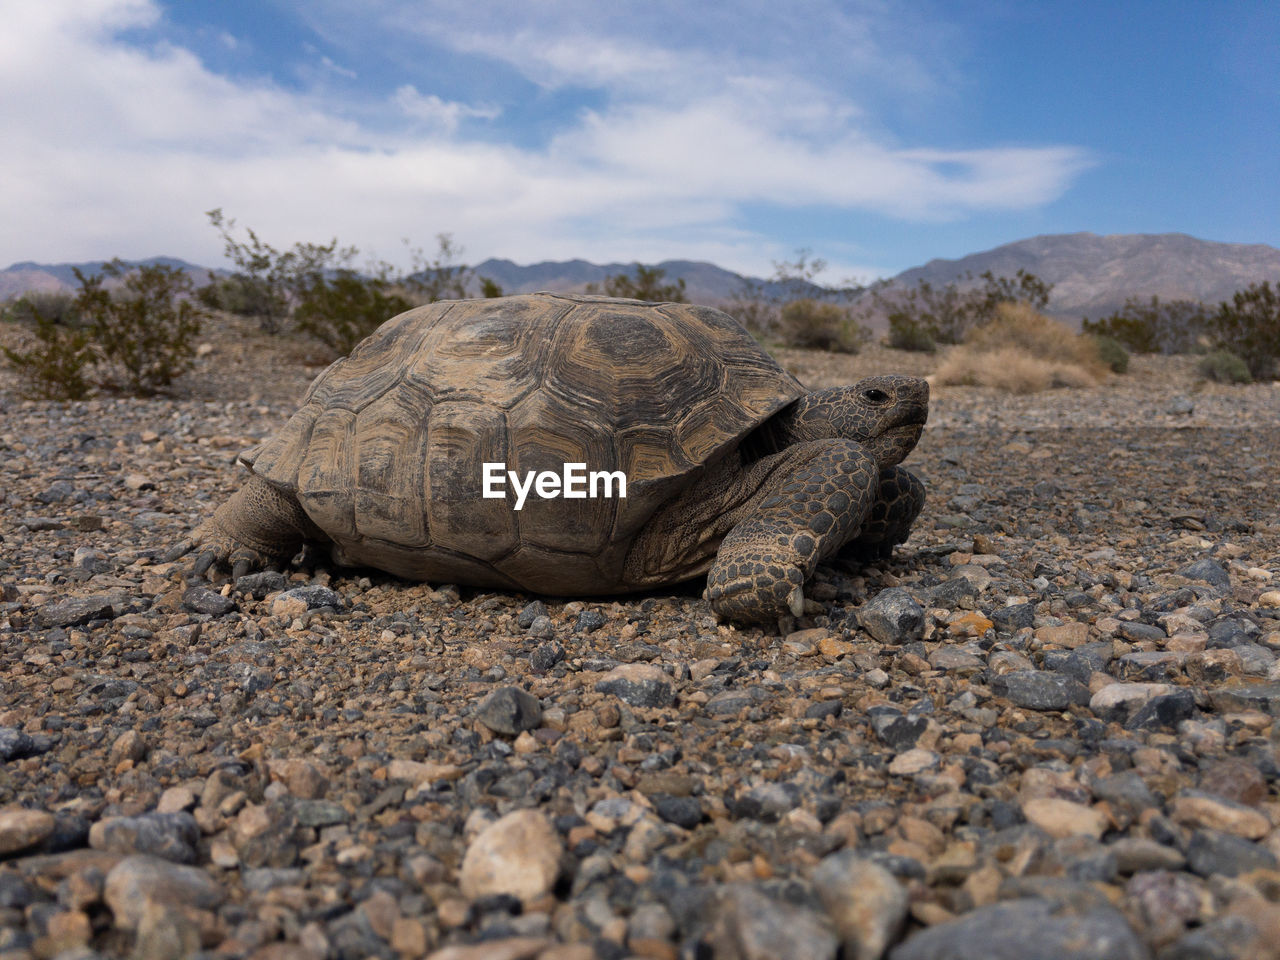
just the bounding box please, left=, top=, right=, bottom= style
left=887, top=312, right=937, bottom=352
left=934, top=302, right=1108, bottom=392
left=4, top=291, right=81, bottom=327
left=294, top=269, right=415, bottom=355
left=935, top=346, right=1099, bottom=393
left=77, top=260, right=206, bottom=394
left=775, top=298, right=867, bottom=353
left=2, top=311, right=96, bottom=400
left=1197, top=350, right=1252, bottom=384
left=1091, top=334, right=1130, bottom=373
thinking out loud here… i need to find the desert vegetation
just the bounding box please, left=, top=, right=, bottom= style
left=933, top=302, right=1110, bottom=392
left=4, top=211, right=1276, bottom=398
left=1081, top=281, right=1279, bottom=383
left=858, top=268, right=1053, bottom=352
left=727, top=250, right=869, bottom=353
left=586, top=264, right=687, bottom=302
left=3, top=259, right=205, bottom=398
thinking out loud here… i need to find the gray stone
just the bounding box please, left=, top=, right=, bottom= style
left=1107, top=837, right=1186, bottom=873
left=277, top=584, right=344, bottom=610
left=1160, top=916, right=1262, bottom=960
left=475, top=686, right=543, bottom=735
left=595, top=663, right=675, bottom=708
left=180, top=585, right=235, bottom=616
left=1126, top=689, right=1196, bottom=730
left=529, top=641, right=565, bottom=671
left=705, top=688, right=758, bottom=715
left=1180, top=558, right=1231, bottom=590
left=291, top=800, right=349, bottom=828
left=517, top=600, right=548, bottom=628
left=38, top=595, right=115, bottom=628
left=654, top=795, right=702, bottom=830
left=858, top=588, right=925, bottom=645
left=1116, top=620, right=1166, bottom=642
left=887, top=897, right=1147, bottom=960
left=706, top=884, right=838, bottom=960
left=88, top=812, right=200, bottom=864
left=241, top=867, right=307, bottom=893
left=991, top=602, right=1036, bottom=632
left=0, top=727, right=38, bottom=761
left=730, top=782, right=800, bottom=822
left=992, top=670, right=1090, bottom=710
left=1185, top=828, right=1278, bottom=877
left=574, top=609, right=607, bottom=633
left=1208, top=682, right=1280, bottom=716
left=234, top=570, right=287, bottom=598
left=868, top=706, right=928, bottom=751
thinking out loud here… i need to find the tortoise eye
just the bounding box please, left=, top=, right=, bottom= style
left=863, top=388, right=890, bottom=404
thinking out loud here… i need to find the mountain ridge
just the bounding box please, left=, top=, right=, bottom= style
left=5, top=233, right=1277, bottom=321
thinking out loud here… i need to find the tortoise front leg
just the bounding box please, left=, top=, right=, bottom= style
left=164, top=475, right=322, bottom=578
left=839, top=465, right=926, bottom=562
left=706, top=439, right=879, bottom=624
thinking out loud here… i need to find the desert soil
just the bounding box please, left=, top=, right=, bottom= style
left=1, top=315, right=1280, bottom=960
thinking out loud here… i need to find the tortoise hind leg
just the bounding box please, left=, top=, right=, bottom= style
left=167, top=476, right=322, bottom=578
left=705, top=439, right=879, bottom=624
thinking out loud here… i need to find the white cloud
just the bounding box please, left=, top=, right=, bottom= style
left=0, top=0, right=1092, bottom=279
left=393, top=85, right=501, bottom=133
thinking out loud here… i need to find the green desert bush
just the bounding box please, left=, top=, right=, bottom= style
left=1197, top=350, right=1252, bottom=384
left=1081, top=295, right=1207, bottom=354
left=886, top=312, right=937, bottom=352
left=776, top=298, right=867, bottom=353
left=866, top=269, right=1054, bottom=348
left=935, top=302, right=1108, bottom=393
left=1208, top=281, right=1279, bottom=380
left=4, top=260, right=205, bottom=398
left=76, top=260, right=206, bottom=394
left=587, top=264, right=687, bottom=302
left=3, top=291, right=81, bottom=327
left=2, top=310, right=96, bottom=400
left=294, top=269, right=415, bottom=355
left=1090, top=334, right=1130, bottom=373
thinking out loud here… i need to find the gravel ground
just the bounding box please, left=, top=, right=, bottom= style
left=2, top=317, right=1280, bottom=960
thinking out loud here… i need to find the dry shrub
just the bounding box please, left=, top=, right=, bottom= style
left=935, top=302, right=1107, bottom=393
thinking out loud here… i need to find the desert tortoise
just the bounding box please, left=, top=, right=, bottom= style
left=173, top=293, right=928, bottom=624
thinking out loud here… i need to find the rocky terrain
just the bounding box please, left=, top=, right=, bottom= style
left=1, top=315, right=1279, bottom=960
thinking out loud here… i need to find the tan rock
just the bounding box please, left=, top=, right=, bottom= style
left=425, top=935, right=550, bottom=960
left=1171, top=792, right=1271, bottom=839
left=1089, top=681, right=1174, bottom=715
left=104, top=855, right=225, bottom=930
left=386, top=758, right=465, bottom=785
left=1035, top=622, right=1090, bottom=647
left=888, top=749, right=939, bottom=776
left=460, top=809, right=563, bottom=905
left=1021, top=798, right=1106, bottom=839
left=0, top=806, right=55, bottom=855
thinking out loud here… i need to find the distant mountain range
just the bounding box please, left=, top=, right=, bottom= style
left=0, top=257, right=219, bottom=301
left=4, top=233, right=1277, bottom=322
left=891, top=233, right=1280, bottom=320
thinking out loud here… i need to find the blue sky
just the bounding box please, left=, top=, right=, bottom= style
left=2, top=1, right=1275, bottom=282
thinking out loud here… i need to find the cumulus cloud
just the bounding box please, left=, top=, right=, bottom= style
left=0, top=0, right=1092, bottom=278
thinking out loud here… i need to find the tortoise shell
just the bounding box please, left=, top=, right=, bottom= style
left=241, top=293, right=805, bottom=594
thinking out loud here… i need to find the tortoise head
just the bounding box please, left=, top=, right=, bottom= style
left=775, top=375, right=929, bottom=466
